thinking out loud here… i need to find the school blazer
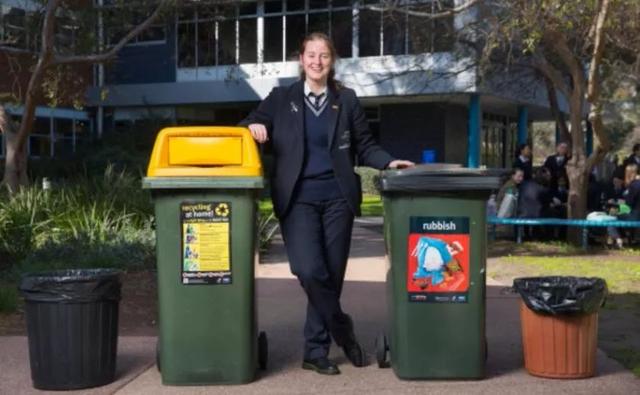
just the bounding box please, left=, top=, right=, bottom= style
left=239, top=80, right=394, bottom=218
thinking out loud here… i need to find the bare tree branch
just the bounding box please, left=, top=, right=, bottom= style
left=545, top=29, right=586, bottom=91
left=530, top=52, right=571, bottom=99
left=586, top=0, right=610, bottom=104
left=15, top=0, right=62, bottom=152
left=53, top=1, right=170, bottom=65
left=586, top=0, right=612, bottom=170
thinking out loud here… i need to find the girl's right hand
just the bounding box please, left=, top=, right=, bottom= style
left=248, top=123, right=269, bottom=143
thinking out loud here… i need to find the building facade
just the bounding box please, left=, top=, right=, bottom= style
left=4, top=0, right=567, bottom=167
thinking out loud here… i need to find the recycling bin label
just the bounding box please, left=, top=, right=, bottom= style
left=407, top=217, right=470, bottom=303
left=180, top=202, right=232, bottom=285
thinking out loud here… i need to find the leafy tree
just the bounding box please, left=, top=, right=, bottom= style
left=0, top=0, right=172, bottom=192
left=483, top=0, right=640, bottom=222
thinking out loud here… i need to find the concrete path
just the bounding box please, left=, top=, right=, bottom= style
left=1, top=219, right=637, bottom=394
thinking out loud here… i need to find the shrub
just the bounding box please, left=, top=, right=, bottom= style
left=355, top=166, right=382, bottom=195
left=0, top=167, right=154, bottom=276
left=258, top=210, right=279, bottom=253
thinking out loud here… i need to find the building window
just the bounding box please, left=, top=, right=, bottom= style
left=29, top=117, right=52, bottom=158
left=263, top=15, right=283, bottom=62
left=239, top=18, right=257, bottom=63
left=285, top=14, right=305, bottom=59
left=360, top=0, right=455, bottom=57
left=176, top=1, right=357, bottom=67
left=332, top=8, right=352, bottom=58
left=359, top=7, right=381, bottom=57
left=0, top=6, right=32, bottom=51
left=482, top=114, right=516, bottom=168
left=218, top=19, right=236, bottom=65
left=383, top=9, right=406, bottom=55
left=105, top=7, right=166, bottom=47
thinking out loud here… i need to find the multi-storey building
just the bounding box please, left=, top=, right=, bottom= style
left=4, top=0, right=572, bottom=167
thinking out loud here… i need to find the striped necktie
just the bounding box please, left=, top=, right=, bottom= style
left=308, top=92, right=325, bottom=111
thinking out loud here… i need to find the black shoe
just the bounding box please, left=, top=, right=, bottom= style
left=343, top=341, right=367, bottom=367
left=302, top=357, right=341, bottom=375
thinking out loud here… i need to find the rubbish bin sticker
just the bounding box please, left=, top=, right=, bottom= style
left=180, top=202, right=232, bottom=285
left=407, top=217, right=470, bottom=303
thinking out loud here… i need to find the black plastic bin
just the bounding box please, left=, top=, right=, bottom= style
left=19, top=269, right=122, bottom=390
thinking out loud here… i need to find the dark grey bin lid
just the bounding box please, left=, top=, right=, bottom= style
left=379, top=164, right=503, bottom=192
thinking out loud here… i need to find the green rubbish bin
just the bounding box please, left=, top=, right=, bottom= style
left=376, top=164, right=501, bottom=379
left=143, top=126, right=267, bottom=385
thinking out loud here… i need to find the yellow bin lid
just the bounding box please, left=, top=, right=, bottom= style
left=146, top=126, right=262, bottom=177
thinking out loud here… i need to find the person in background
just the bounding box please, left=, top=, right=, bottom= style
left=496, top=168, right=524, bottom=218
left=240, top=32, right=414, bottom=376
left=623, top=163, right=640, bottom=220
left=513, top=143, right=533, bottom=181
left=543, top=142, right=570, bottom=190
left=607, top=164, right=640, bottom=248
left=517, top=167, right=553, bottom=239
left=602, top=167, right=626, bottom=207
left=622, top=143, right=640, bottom=168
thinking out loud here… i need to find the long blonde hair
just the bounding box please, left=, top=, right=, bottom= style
left=298, top=32, right=341, bottom=91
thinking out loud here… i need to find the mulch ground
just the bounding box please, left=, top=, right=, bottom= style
left=0, top=271, right=157, bottom=336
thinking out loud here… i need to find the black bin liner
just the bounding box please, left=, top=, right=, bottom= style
left=513, top=276, right=607, bottom=315
left=19, top=269, right=122, bottom=390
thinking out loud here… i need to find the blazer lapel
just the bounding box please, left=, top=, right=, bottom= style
left=287, top=81, right=305, bottom=140
left=326, top=89, right=341, bottom=150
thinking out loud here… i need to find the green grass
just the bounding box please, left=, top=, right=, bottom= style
left=496, top=256, right=640, bottom=291
left=258, top=199, right=273, bottom=217
left=494, top=256, right=640, bottom=293
left=361, top=194, right=383, bottom=216
left=489, top=253, right=640, bottom=377
left=259, top=194, right=384, bottom=217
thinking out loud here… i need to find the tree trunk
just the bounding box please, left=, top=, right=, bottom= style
left=0, top=105, right=28, bottom=191
left=544, top=76, right=571, bottom=143
left=564, top=83, right=589, bottom=244
left=2, top=130, right=29, bottom=191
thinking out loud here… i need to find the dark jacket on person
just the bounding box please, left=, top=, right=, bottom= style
left=513, top=156, right=533, bottom=180
left=239, top=80, right=394, bottom=218
left=625, top=179, right=640, bottom=218
left=517, top=179, right=552, bottom=218
left=543, top=154, right=568, bottom=189
left=622, top=154, right=640, bottom=168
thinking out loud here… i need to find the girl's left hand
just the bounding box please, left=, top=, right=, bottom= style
left=387, top=160, right=415, bottom=169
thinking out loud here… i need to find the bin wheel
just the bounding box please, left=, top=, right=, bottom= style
left=375, top=332, right=390, bottom=368
left=258, top=331, right=268, bottom=370
left=156, top=341, right=161, bottom=372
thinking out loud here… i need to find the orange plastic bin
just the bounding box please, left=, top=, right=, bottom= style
left=513, top=276, right=606, bottom=379
left=520, top=301, right=598, bottom=378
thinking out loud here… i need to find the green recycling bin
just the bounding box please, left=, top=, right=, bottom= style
left=376, top=164, right=500, bottom=379
left=143, top=126, right=267, bottom=385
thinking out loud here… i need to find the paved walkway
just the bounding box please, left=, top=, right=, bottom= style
left=1, top=218, right=637, bottom=394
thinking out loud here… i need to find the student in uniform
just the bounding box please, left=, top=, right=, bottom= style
left=240, top=32, right=414, bottom=375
